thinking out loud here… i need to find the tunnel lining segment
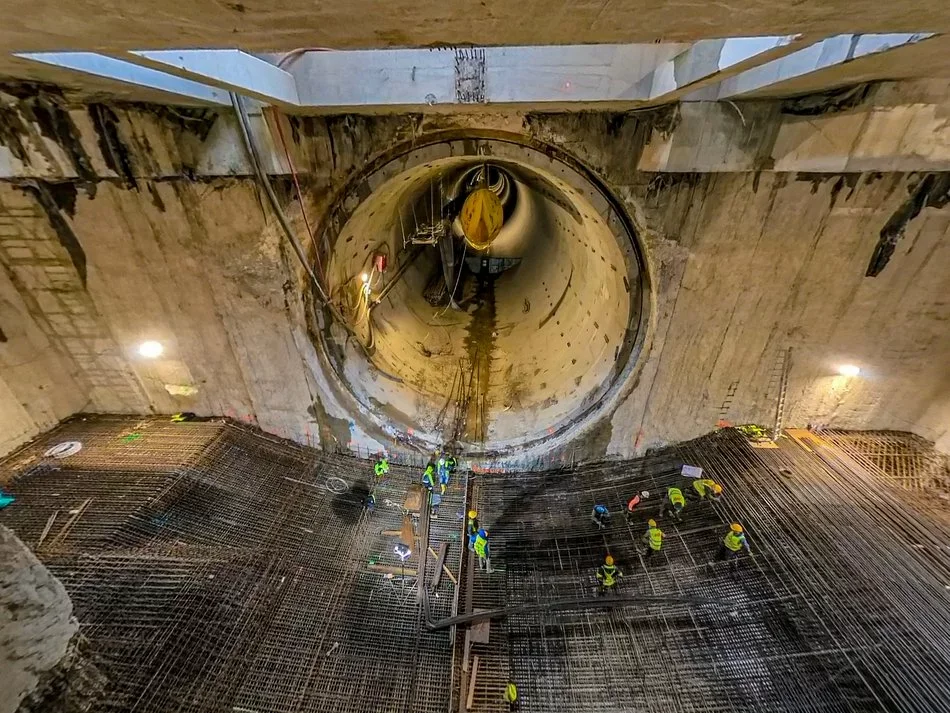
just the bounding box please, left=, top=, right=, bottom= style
left=310, top=131, right=651, bottom=456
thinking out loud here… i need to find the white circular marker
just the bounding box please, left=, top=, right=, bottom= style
left=138, top=341, right=164, bottom=358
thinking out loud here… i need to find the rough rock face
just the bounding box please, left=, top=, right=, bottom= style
left=0, top=525, right=77, bottom=713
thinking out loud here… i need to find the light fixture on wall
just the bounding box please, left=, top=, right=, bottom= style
left=138, top=340, right=164, bottom=358
left=838, top=364, right=860, bottom=377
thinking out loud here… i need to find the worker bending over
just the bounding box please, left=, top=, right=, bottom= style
left=718, top=523, right=751, bottom=561
left=591, top=504, right=611, bottom=529
left=625, top=491, right=649, bottom=521
left=374, top=455, right=390, bottom=480
left=596, top=555, right=623, bottom=594
left=466, top=510, right=479, bottom=549
left=691, top=478, right=723, bottom=502
left=642, top=519, right=663, bottom=559
left=660, top=487, right=686, bottom=521
left=422, top=462, right=437, bottom=491
left=504, top=682, right=519, bottom=711
left=474, top=528, right=492, bottom=572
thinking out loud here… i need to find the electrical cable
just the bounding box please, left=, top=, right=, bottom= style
left=229, top=92, right=371, bottom=352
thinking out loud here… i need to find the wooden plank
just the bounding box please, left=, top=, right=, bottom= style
left=466, top=655, right=480, bottom=710
left=367, top=563, right=417, bottom=576
left=38, top=510, right=58, bottom=547
left=404, top=484, right=424, bottom=513
left=429, top=543, right=456, bottom=587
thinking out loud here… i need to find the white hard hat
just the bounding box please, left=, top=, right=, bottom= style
left=640, top=491, right=650, bottom=498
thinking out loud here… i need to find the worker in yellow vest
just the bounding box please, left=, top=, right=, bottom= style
left=474, top=528, right=492, bottom=572
left=660, top=486, right=686, bottom=521
left=717, top=523, right=751, bottom=561
left=691, top=478, right=723, bottom=502
left=641, top=519, right=663, bottom=560
left=596, top=555, right=622, bottom=594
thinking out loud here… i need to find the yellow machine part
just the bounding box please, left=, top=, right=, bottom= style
left=460, top=188, right=504, bottom=250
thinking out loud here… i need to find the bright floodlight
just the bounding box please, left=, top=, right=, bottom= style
left=138, top=340, right=164, bottom=358
left=838, top=364, right=860, bottom=377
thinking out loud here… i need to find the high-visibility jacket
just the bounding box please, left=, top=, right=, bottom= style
left=668, top=487, right=685, bottom=507
left=422, top=465, right=436, bottom=489
left=374, top=459, right=389, bottom=477
left=467, top=517, right=479, bottom=537
left=693, top=479, right=716, bottom=497
left=474, top=533, right=489, bottom=558
left=646, top=526, right=663, bottom=551
left=597, top=564, right=620, bottom=587
left=723, top=531, right=747, bottom=552
left=504, top=683, right=518, bottom=704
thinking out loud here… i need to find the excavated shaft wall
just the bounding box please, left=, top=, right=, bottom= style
left=0, top=83, right=948, bottom=458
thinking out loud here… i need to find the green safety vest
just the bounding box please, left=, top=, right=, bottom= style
left=647, top=526, right=663, bottom=551
left=375, top=459, right=389, bottom=477
left=668, top=487, right=685, bottom=506
left=599, top=564, right=618, bottom=586
left=504, top=683, right=518, bottom=703
left=693, top=479, right=715, bottom=497
left=724, top=531, right=746, bottom=552
left=474, top=534, right=488, bottom=557
left=423, top=466, right=435, bottom=487
left=467, top=517, right=479, bottom=536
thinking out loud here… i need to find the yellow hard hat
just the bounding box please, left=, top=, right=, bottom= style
left=468, top=510, right=477, bottom=519
left=731, top=523, right=743, bottom=533
left=605, top=555, right=614, bottom=565
left=713, top=484, right=723, bottom=494
left=648, top=519, right=657, bottom=527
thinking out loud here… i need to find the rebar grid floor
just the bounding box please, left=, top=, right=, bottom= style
left=458, top=429, right=950, bottom=713
left=4, top=418, right=950, bottom=713
left=1, top=416, right=464, bottom=713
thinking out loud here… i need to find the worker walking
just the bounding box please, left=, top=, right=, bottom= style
left=466, top=510, right=480, bottom=549
left=596, top=555, right=622, bottom=594
left=474, top=528, right=492, bottom=572
left=641, top=519, right=663, bottom=560
left=422, top=462, right=441, bottom=518
left=717, top=523, right=751, bottom=561
left=437, top=456, right=449, bottom=493
left=591, top=504, right=611, bottom=529
left=690, top=478, right=723, bottom=502
left=660, top=487, right=686, bottom=522
left=374, top=455, right=390, bottom=480
left=625, top=491, right=649, bottom=521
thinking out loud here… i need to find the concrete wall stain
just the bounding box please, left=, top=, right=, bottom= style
left=88, top=104, right=137, bottom=189
left=869, top=172, right=950, bottom=276
left=18, top=181, right=87, bottom=286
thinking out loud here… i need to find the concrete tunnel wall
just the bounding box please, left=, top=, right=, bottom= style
left=0, top=87, right=949, bottom=460
left=321, top=144, right=638, bottom=450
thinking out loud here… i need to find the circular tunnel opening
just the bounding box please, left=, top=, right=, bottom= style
left=317, top=136, right=646, bottom=455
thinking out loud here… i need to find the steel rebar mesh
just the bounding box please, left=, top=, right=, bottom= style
left=459, top=429, right=950, bottom=713
left=4, top=417, right=950, bottom=713
left=1, top=416, right=463, bottom=713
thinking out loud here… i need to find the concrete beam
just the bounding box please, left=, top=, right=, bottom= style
left=635, top=35, right=808, bottom=102
left=122, top=50, right=300, bottom=108
left=710, top=33, right=935, bottom=99
left=286, top=43, right=689, bottom=110
left=12, top=52, right=230, bottom=106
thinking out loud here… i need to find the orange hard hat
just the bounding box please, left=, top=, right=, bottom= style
left=713, top=484, right=723, bottom=494
left=648, top=519, right=657, bottom=527
left=731, top=523, right=743, bottom=533
left=605, top=555, right=614, bottom=565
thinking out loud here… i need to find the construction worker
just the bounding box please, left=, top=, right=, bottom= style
left=717, top=523, right=751, bottom=561
left=504, top=682, right=519, bottom=711
left=625, top=491, right=649, bottom=521
left=365, top=490, right=376, bottom=512
left=445, top=453, right=458, bottom=474
left=596, top=555, right=622, bottom=594
left=474, top=528, right=492, bottom=572
left=422, top=462, right=437, bottom=491
left=437, top=456, right=449, bottom=493
left=642, top=519, right=663, bottom=559
left=466, top=510, right=480, bottom=549
left=374, top=455, right=390, bottom=480
left=691, top=478, right=723, bottom=502
left=591, top=503, right=611, bottom=529
left=660, top=486, right=686, bottom=521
